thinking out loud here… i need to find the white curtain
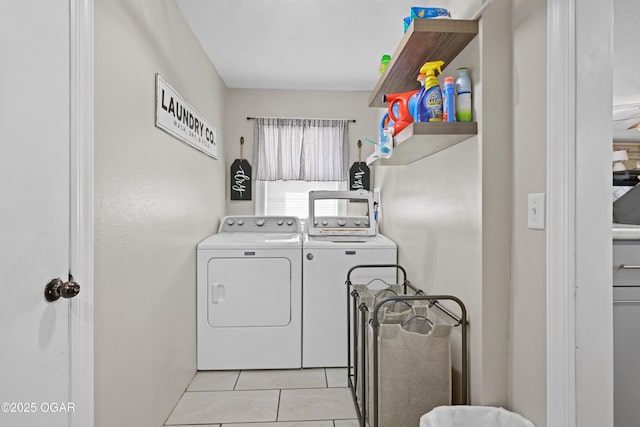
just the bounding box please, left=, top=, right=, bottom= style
left=253, top=117, right=349, bottom=181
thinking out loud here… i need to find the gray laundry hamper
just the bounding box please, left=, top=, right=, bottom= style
left=347, top=265, right=418, bottom=417
left=367, top=316, right=453, bottom=427
left=350, top=280, right=408, bottom=408
left=346, top=264, right=469, bottom=427
left=364, top=298, right=417, bottom=422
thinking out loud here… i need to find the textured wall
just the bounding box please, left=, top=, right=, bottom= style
left=374, top=139, right=483, bottom=404
left=372, top=0, right=516, bottom=408
left=373, top=32, right=488, bottom=403
left=94, top=1, right=226, bottom=425
left=509, top=1, right=547, bottom=425
left=224, top=89, right=378, bottom=215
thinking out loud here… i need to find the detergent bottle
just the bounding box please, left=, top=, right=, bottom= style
left=442, top=77, right=456, bottom=122
left=381, top=128, right=393, bottom=157
left=384, top=89, right=419, bottom=135
left=379, top=111, right=394, bottom=143
left=416, top=60, right=444, bottom=122
left=455, top=67, right=472, bottom=122
left=411, top=73, right=426, bottom=120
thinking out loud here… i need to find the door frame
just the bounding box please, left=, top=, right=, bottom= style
left=69, top=0, right=94, bottom=426
left=547, top=0, right=614, bottom=426
left=546, top=0, right=577, bottom=424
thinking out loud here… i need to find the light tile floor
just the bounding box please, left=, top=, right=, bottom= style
left=164, top=368, right=359, bottom=427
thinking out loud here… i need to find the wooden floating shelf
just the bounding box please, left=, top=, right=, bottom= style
left=369, top=122, right=478, bottom=166
left=368, top=19, right=479, bottom=108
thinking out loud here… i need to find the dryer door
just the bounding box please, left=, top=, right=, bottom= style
left=208, top=257, right=291, bottom=327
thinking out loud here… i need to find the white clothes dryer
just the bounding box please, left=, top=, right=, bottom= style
left=197, top=216, right=302, bottom=370
left=302, top=191, right=397, bottom=368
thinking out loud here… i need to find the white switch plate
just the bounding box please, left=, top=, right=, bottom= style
left=528, top=193, right=545, bottom=230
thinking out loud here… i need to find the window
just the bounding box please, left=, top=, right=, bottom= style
left=255, top=180, right=346, bottom=219
left=252, top=117, right=350, bottom=220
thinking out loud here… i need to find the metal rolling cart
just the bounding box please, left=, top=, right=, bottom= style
left=346, top=264, right=469, bottom=427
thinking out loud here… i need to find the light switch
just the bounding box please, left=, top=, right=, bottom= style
left=528, top=193, right=545, bottom=230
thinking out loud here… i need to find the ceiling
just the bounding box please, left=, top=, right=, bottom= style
left=176, top=0, right=640, bottom=141
left=175, top=0, right=475, bottom=91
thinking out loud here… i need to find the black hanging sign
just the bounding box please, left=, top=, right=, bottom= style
left=349, top=140, right=370, bottom=191
left=349, top=162, right=370, bottom=191
left=230, top=137, right=252, bottom=200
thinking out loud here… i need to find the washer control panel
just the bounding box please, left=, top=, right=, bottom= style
left=312, top=217, right=370, bottom=229
left=219, top=216, right=301, bottom=233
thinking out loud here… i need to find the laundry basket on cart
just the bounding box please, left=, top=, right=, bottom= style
left=346, top=264, right=469, bottom=427
left=420, top=406, right=536, bottom=427
left=349, top=281, right=406, bottom=407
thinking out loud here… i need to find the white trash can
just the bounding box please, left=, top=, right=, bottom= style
left=420, top=406, right=536, bottom=427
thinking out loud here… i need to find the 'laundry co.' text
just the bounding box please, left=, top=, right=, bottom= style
left=155, top=74, right=218, bottom=159
left=160, top=89, right=216, bottom=144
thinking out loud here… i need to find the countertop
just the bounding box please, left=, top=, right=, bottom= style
left=613, top=223, right=640, bottom=240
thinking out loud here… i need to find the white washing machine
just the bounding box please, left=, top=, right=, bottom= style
left=197, top=216, right=302, bottom=370
left=302, top=191, right=397, bottom=367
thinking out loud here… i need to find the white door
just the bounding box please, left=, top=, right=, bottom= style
left=208, top=257, right=292, bottom=327
left=0, top=1, right=91, bottom=426
left=197, top=247, right=303, bottom=370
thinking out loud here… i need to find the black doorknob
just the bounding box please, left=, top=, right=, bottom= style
left=45, top=275, right=81, bottom=302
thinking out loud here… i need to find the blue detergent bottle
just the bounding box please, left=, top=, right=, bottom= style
left=442, top=77, right=456, bottom=122
left=416, top=61, right=445, bottom=122
left=411, top=73, right=426, bottom=120
left=379, top=107, right=396, bottom=143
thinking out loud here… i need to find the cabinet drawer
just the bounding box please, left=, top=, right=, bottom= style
left=613, top=241, right=640, bottom=285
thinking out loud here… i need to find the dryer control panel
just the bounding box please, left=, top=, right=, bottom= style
left=218, top=216, right=301, bottom=233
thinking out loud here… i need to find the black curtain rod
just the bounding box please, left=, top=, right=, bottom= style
left=246, top=116, right=356, bottom=123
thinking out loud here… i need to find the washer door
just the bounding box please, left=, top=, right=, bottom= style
left=207, top=257, right=291, bottom=327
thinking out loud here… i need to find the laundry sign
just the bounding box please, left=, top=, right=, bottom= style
left=349, top=162, right=370, bottom=191
left=349, top=140, right=370, bottom=192
left=230, top=159, right=252, bottom=200
left=155, top=74, right=218, bottom=159
left=230, top=136, right=252, bottom=200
